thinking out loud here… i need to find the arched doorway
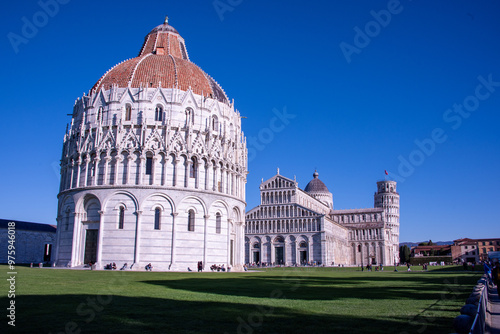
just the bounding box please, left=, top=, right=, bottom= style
left=298, top=241, right=308, bottom=265
left=274, top=236, right=285, bottom=265
left=79, top=195, right=101, bottom=266
left=252, top=242, right=260, bottom=264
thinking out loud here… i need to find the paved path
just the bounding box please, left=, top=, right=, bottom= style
left=487, top=284, right=500, bottom=334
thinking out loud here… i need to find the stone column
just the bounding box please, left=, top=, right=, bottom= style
left=239, top=221, right=245, bottom=267
left=54, top=216, right=63, bottom=265
left=75, top=157, right=82, bottom=188
left=115, top=155, right=122, bottom=185
left=103, top=155, right=111, bottom=185
left=283, top=240, right=287, bottom=265
left=74, top=213, right=84, bottom=265
left=227, top=218, right=233, bottom=266
left=70, top=212, right=79, bottom=267
left=170, top=212, right=178, bottom=269
left=139, top=156, right=145, bottom=185
left=174, top=159, right=180, bottom=187
left=271, top=242, right=275, bottom=265
left=213, top=165, right=218, bottom=191
left=83, top=156, right=90, bottom=187
left=96, top=210, right=105, bottom=268
left=219, top=167, right=224, bottom=192
left=152, top=156, right=158, bottom=185
left=321, top=233, right=327, bottom=265
left=134, top=211, right=143, bottom=266
left=69, top=160, right=75, bottom=189
left=93, top=157, right=100, bottom=186
left=195, top=162, right=201, bottom=189
left=203, top=215, right=209, bottom=266
left=185, top=159, right=191, bottom=188
left=307, top=241, right=311, bottom=264
left=126, top=155, right=133, bottom=185
left=205, top=162, right=212, bottom=191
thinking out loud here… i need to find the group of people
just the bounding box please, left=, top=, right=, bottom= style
left=361, top=264, right=383, bottom=271
left=145, top=263, right=153, bottom=271
left=210, top=264, right=227, bottom=272
left=104, top=262, right=117, bottom=270
left=485, top=260, right=500, bottom=297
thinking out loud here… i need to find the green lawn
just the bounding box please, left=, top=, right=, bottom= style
left=1, top=265, right=481, bottom=333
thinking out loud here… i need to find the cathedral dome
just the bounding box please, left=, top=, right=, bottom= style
left=91, top=17, right=229, bottom=104
left=304, top=171, right=330, bottom=193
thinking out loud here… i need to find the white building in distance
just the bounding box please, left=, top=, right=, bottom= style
left=244, top=171, right=399, bottom=266
left=55, top=17, right=248, bottom=271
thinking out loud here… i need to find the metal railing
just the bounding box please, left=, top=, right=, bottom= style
left=469, top=280, right=489, bottom=334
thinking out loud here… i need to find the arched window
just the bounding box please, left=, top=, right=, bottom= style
left=186, top=108, right=194, bottom=125
left=216, top=212, right=221, bottom=234
left=154, top=207, right=161, bottom=230
left=188, top=209, right=195, bottom=231
left=358, top=245, right=361, bottom=252
left=146, top=156, right=153, bottom=175
left=118, top=206, right=125, bottom=229
left=212, top=115, right=218, bottom=131
left=155, top=105, right=163, bottom=122
left=299, top=241, right=307, bottom=248
left=190, top=157, right=197, bottom=178
left=125, top=104, right=132, bottom=121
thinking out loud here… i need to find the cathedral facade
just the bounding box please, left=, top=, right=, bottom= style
left=244, top=171, right=399, bottom=266
left=54, top=18, right=247, bottom=271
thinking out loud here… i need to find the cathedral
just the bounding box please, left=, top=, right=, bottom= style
left=244, top=171, right=400, bottom=266
left=54, top=18, right=248, bottom=271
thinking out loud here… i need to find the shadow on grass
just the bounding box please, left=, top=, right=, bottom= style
left=7, top=294, right=450, bottom=334
left=140, top=274, right=477, bottom=301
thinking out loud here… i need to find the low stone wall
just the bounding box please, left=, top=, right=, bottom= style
left=452, top=274, right=488, bottom=334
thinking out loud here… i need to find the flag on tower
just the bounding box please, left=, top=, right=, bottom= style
left=385, top=170, right=388, bottom=175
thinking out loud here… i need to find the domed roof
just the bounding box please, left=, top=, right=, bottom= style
left=91, top=17, right=229, bottom=104
left=304, top=171, right=330, bottom=193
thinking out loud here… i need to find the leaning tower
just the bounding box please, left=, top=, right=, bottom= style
left=374, top=180, right=400, bottom=264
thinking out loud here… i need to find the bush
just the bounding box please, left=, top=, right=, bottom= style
left=409, top=256, right=452, bottom=266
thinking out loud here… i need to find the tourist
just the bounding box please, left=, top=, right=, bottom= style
left=492, top=262, right=500, bottom=297
left=407, top=263, right=411, bottom=272
left=120, top=263, right=127, bottom=270
left=197, top=261, right=203, bottom=272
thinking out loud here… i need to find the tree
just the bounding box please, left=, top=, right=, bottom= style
left=399, top=245, right=411, bottom=264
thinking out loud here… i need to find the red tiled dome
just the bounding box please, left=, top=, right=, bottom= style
left=92, top=18, right=229, bottom=104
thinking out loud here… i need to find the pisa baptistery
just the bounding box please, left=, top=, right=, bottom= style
left=54, top=17, right=248, bottom=271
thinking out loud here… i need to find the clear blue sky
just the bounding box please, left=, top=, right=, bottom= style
left=1, top=0, right=499, bottom=242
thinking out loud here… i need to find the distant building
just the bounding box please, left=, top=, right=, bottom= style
left=451, top=238, right=500, bottom=263
left=244, top=171, right=400, bottom=266
left=0, top=219, right=56, bottom=264
left=451, top=238, right=480, bottom=264
left=411, top=245, right=452, bottom=257
left=475, top=238, right=500, bottom=262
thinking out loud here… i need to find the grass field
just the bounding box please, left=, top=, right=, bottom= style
left=1, top=265, right=481, bottom=333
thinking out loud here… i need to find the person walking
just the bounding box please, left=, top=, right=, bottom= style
left=492, top=262, right=500, bottom=297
